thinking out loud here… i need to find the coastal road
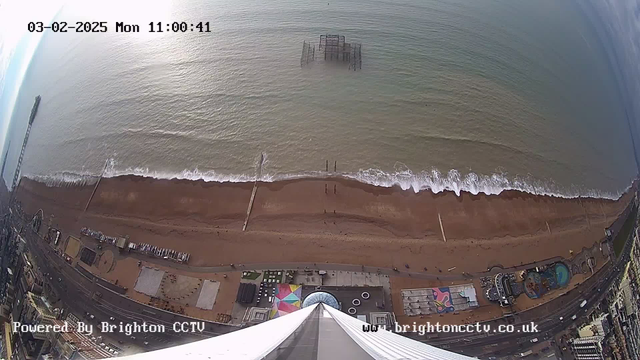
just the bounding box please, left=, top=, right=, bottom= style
left=424, top=219, right=635, bottom=358
left=439, top=262, right=619, bottom=358
left=12, top=196, right=637, bottom=357
left=15, top=216, right=239, bottom=351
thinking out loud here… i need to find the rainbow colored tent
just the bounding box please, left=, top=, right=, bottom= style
left=270, top=284, right=302, bottom=319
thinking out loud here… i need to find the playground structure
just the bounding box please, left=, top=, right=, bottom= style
left=524, top=262, right=571, bottom=299
left=301, top=34, right=362, bottom=70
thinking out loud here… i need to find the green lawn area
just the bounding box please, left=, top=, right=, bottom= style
left=613, top=205, right=637, bottom=256
left=242, top=271, right=262, bottom=280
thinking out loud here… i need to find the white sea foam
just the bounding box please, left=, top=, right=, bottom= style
left=22, top=165, right=629, bottom=200
left=104, top=166, right=265, bottom=183
left=20, top=156, right=628, bottom=199
left=25, top=171, right=98, bottom=187
left=344, top=168, right=626, bottom=200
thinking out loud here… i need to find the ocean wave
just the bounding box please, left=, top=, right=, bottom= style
left=344, top=168, right=627, bottom=199
left=25, top=171, right=99, bottom=187
left=22, top=165, right=629, bottom=200
left=104, top=167, right=266, bottom=183
left=100, top=156, right=276, bottom=183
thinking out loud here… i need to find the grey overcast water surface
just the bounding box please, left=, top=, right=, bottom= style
left=6, top=0, right=638, bottom=198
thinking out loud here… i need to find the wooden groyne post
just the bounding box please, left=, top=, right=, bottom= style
left=84, top=160, right=109, bottom=212
left=243, top=153, right=264, bottom=231
left=438, top=213, right=447, bottom=242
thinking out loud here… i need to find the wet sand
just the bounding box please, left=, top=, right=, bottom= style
left=15, top=176, right=634, bottom=274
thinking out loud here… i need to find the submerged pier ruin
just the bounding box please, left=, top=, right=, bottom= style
left=300, top=41, right=315, bottom=67
left=301, top=34, right=362, bottom=70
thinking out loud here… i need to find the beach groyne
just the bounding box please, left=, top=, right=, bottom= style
left=16, top=174, right=631, bottom=241
left=12, top=175, right=635, bottom=272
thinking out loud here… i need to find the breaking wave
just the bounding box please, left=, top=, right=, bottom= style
left=26, top=171, right=99, bottom=187
left=22, top=163, right=629, bottom=200
left=345, top=168, right=627, bottom=199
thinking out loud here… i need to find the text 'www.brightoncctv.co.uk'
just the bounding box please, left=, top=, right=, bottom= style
left=362, top=322, right=539, bottom=336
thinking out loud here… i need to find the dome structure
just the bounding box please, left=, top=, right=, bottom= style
left=302, top=291, right=340, bottom=310
left=123, top=303, right=476, bottom=360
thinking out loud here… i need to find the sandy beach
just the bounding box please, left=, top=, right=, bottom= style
left=15, top=175, right=633, bottom=274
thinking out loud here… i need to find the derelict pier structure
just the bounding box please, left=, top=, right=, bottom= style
left=300, top=41, right=316, bottom=67
left=301, top=34, right=362, bottom=70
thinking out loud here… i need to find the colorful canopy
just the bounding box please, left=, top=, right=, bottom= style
left=270, top=284, right=302, bottom=319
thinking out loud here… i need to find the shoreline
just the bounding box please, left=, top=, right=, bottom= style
left=13, top=174, right=635, bottom=273
left=17, top=174, right=633, bottom=232
left=23, top=168, right=633, bottom=201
